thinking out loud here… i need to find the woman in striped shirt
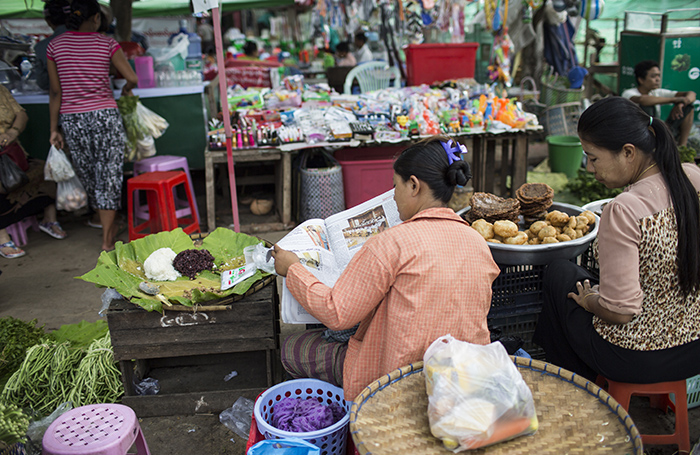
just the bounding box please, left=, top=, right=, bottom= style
left=47, top=0, right=137, bottom=251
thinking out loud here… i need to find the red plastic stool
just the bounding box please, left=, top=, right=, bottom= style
left=127, top=171, right=200, bottom=241
left=133, top=155, right=200, bottom=224
left=598, top=376, right=690, bottom=453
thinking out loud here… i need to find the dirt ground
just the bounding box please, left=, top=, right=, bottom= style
left=1, top=162, right=700, bottom=454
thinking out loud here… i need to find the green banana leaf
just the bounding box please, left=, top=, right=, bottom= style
left=77, top=228, right=270, bottom=312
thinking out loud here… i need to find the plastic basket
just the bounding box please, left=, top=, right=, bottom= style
left=253, top=378, right=351, bottom=455
left=491, top=264, right=547, bottom=315
left=687, top=374, right=700, bottom=409
left=541, top=73, right=584, bottom=107
left=544, top=102, right=582, bottom=137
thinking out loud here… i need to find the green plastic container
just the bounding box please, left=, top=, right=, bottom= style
left=547, top=135, right=583, bottom=178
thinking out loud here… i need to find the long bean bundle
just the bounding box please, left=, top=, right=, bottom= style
left=67, top=334, right=123, bottom=407
left=1, top=334, right=122, bottom=415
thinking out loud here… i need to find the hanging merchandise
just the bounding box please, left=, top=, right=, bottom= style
left=483, top=0, right=497, bottom=31
left=580, top=0, right=604, bottom=21
left=404, top=0, right=425, bottom=44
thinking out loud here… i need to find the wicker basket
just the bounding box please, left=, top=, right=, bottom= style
left=541, top=72, right=584, bottom=107
left=350, top=359, right=643, bottom=455
left=544, top=102, right=582, bottom=137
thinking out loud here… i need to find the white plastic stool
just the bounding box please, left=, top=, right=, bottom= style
left=5, top=215, right=40, bottom=247
left=42, top=404, right=151, bottom=455
left=133, top=155, right=200, bottom=224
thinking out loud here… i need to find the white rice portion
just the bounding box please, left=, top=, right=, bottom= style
left=144, top=247, right=181, bottom=281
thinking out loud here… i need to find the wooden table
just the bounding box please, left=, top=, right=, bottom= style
left=106, top=280, right=282, bottom=417
left=205, top=147, right=293, bottom=232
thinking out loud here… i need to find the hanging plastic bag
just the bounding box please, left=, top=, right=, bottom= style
left=136, top=135, right=156, bottom=160
left=146, top=34, right=190, bottom=67
left=423, top=335, right=538, bottom=452
left=56, top=175, right=88, bottom=212
left=247, top=439, right=320, bottom=455
left=135, top=103, right=169, bottom=139
left=44, top=145, right=75, bottom=182
left=0, top=153, right=28, bottom=193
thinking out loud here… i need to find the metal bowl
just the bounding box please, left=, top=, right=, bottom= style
left=483, top=202, right=599, bottom=266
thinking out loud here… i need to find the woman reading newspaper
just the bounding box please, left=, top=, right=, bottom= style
left=272, top=136, right=501, bottom=400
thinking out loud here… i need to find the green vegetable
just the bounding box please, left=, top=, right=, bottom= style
left=117, top=95, right=149, bottom=161
left=0, top=317, right=50, bottom=391
left=51, top=320, right=109, bottom=350
left=565, top=168, right=622, bottom=204
left=1, top=334, right=122, bottom=415
left=678, top=145, right=697, bottom=163
left=671, top=54, right=691, bottom=72
left=0, top=402, right=29, bottom=446
left=78, top=228, right=269, bottom=312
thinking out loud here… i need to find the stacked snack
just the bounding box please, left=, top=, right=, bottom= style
left=516, top=183, right=554, bottom=221
left=465, top=192, right=520, bottom=224
left=471, top=209, right=596, bottom=245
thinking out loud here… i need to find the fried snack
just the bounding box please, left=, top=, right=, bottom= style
left=528, top=237, right=541, bottom=245
left=468, top=192, right=521, bottom=224
left=556, top=234, right=572, bottom=242
left=529, top=221, right=548, bottom=235
left=575, top=228, right=584, bottom=238
left=542, top=236, right=559, bottom=244
left=580, top=210, right=596, bottom=225
left=504, top=231, right=528, bottom=245
left=526, top=229, right=537, bottom=239
left=538, top=225, right=557, bottom=240
left=564, top=227, right=578, bottom=239
left=575, top=216, right=589, bottom=230
left=471, top=219, right=494, bottom=240
left=546, top=210, right=570, bottom=227
left=486, top=238, right=502, bottom=244
left=566, top=217, right=577, bottom=230
left=493, top=220, right=519, bottom=238
left=493, top=235, right=504, bottom=242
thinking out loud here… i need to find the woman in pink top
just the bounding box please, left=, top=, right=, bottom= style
left=272, top=136, right=501, bottom=399
left=534, top=97, right=700, bottom=384
left=47, top=0, right=137, bottom=251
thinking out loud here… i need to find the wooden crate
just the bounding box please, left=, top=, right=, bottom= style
left=106, top=280, right=282, bottom=417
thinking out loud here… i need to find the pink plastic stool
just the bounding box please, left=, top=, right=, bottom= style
left=133, top=155, right=199, bottom=224
left=42, top=404, right=150, bottom=455
left=5, top=215, right=40, bottom=247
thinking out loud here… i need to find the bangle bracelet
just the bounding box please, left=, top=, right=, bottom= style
left=582, top=291, right=598, bottom=305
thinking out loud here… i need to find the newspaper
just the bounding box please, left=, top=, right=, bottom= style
left=278, top=189, right=402, bottom=324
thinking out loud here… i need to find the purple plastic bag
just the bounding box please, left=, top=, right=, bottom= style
left=272, top=397, right=345, bottom=433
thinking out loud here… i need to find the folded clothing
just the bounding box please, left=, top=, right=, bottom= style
left=272, top=397, right=345, bottom=433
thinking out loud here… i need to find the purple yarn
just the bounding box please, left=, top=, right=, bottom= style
left=271, top=397, right=346, bottom=433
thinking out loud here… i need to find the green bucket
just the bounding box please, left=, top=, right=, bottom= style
left=547, top=135, right=583, bottom=178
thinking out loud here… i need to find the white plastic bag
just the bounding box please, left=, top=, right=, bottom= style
left=44, top=145, right=75, bottom=182
left=147, top=34, right=190, bottom=66
left=135, top=103, right=169, bottom=139
left=136, top=135, right=156, bottom=160
left=56, top=175, right=88, bottom=212
left=423, top=335, right=538, bottom=452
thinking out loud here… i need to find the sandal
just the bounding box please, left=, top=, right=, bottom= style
left=0, top=241, right=26, bottom=259
left=39, top=221, right=67, bottom=240
left=86, top=219, right=102, bottom=229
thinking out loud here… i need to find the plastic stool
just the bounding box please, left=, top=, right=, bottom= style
left=42, top=403, right=150, bottom=455
left=599, top=376, right=690, bottom=452
left=127, top=171, right=200, bottom=241
left=133, top=155, right=200, bottom=224
left=5, top=215, right=40, bottom=247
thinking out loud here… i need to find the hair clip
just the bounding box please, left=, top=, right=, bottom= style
left=441, top=139, right=468, bottom=165
left=74, top=10, right=81, bottom=16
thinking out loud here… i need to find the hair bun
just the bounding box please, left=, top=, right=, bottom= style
left=447, top=161, right=471, bottom=187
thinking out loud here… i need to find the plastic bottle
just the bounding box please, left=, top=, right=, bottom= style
left=20, top=58, right=31, bottom=79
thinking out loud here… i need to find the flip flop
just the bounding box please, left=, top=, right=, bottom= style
left=0, top=241, right=26, bottom=259
left=86, top=219, right=102, bottom=229
left=39, top=221, right=67, bottom=240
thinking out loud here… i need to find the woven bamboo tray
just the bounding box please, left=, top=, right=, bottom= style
left=161, top=232, right=275, bottom=312
left=350, top=358, right=643, bottom=455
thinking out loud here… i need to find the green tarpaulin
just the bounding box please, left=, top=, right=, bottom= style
left=0, top=0, right=293, bottom=19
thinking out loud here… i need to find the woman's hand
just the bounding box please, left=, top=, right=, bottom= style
left=0, top=127, right=19, bottom=147
left=568, top=279, right=600, bottom=312
left=49, top=130, right=64, bottom=150
left=121, top=87, right=133, bottom=98
left=271, top=244, right=300, bottom=277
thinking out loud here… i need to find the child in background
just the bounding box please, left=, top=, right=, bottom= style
left=335, top=42, right=356, bottom=67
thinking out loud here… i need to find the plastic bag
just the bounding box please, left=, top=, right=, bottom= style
left=147, top=34, right=189, bottom=65
left=25, top=402, right=73, bottom=454
left=98, top=288, right=123, bottom=316
left=219, top=396, right=254, bottom=439
left=44, top=145, right=75, bottom=182
left=133, top=377, right=160, bottom=395
left=56, top=175, right=88, bottom=212
left=0, top=153, right=28, bottom=193
left=136, top=135, right=156, bottom=160
left=423, top=335, right=538, bottom=452
left=135, top=103, right=169, bottom=139
left=247, top=439, right=320, bottom=455
left=244, top=242, right=275, bottom=274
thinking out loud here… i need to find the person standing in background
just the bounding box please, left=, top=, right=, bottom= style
left=353, top=32, right=373, bottom=64
left=196, top=18, right=215, bottom=55
left=47, top=0, right=138, bottom=252
left=34, top=0, right=70, bottom=92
